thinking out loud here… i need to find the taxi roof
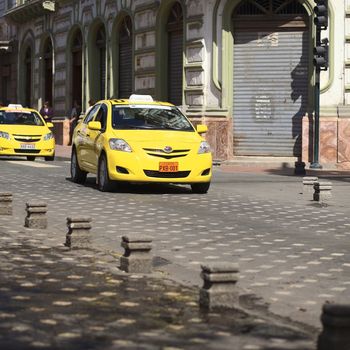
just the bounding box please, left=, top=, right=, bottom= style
left=0, top=104, right=37, bottom=113
left=107, top=95, right=174, bottom=107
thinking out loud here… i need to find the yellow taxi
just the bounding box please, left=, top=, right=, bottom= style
left=70, top=95, right=212, bottom=193
left=0, top=104, right=55, bottom=161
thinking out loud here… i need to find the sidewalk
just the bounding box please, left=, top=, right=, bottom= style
left=55, top=144, right=71, bottom=160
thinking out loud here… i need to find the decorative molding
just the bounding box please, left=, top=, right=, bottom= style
left=134, top=27, right=156, bottom=35
left=134, top=47, right=156, bottom=55
left=184, top=63, right=203, bottom=69
left=135, top=1, right=160, bottom=13
left=4, top=0, right=56, bottom=23
left=337, top=105, right=350, bottom=118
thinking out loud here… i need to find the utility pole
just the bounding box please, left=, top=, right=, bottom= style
left=310, top=0, right=328, bottom=169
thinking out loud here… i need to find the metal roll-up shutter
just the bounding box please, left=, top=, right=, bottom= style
left=233, top=23, right=309, bottom=156
left=119, top=39, right=132, bottom=99
left=168, top=29, right=183, bottom=106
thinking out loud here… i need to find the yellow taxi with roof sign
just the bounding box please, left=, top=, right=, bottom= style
left=0, top=104, right=55, bottom=161
left=70, top=95, right=212, bottom=193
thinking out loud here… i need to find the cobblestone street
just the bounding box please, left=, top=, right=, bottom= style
left=1, top=158, right=350, bottom=349
left=0, top=224, right=313, bottom=350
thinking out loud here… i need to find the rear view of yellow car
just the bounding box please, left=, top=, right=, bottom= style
left=0, top=104, right=55, bottom=161
left=70, top=95, right=212, bottom=193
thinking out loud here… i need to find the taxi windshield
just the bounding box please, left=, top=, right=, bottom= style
left=0, top=111, right=45, bottom=126
left=112, top=105, right=194, bottom=131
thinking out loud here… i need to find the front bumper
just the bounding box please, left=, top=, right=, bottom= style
left=0, top=139, right=55, bottom=157
left=106, top=150, right=212, bottom=184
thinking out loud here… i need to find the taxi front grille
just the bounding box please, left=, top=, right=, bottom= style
left=143, top=148, right=190, bottom=159
left=144, top=170, right=190, bottom=178
left=147, top=154, right=186, bottom=159
left=13, top=134, right=41, bottom=142
left=14, top=149, right=40, bottom=154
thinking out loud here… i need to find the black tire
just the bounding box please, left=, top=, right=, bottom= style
left=45, top=154, right=55, bottom=161
left=97, top=154, right=113, bottom=192
left=70, top=148, right=87, bottom=184
left=191, top=182, right=210, bottom=194
left=27, top=156, right=36, bottom=161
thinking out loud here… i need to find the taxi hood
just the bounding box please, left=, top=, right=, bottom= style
left=0, top=124, right=50, bottom=135
left=110, top=129, right=203, bottom=144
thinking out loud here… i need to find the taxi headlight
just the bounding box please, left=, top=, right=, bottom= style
left=109, top=138, right=132, bottom=152
left=43, top=132, right=54, bottom=141
left=198, top=141, right=211, bottom=154
left=0, top=131, right=10, bottom=140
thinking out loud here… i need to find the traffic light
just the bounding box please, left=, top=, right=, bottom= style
left=313, top=38, right=328, bottom=69
left=314, top=0, right=328, bottom=29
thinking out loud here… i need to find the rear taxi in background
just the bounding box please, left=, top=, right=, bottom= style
left=0, top=104, right=55, bottom=161
left=70, top=95, right=212, bottom=193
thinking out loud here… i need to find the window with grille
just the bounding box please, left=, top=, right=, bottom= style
left=234, top=0, right=306, bottom=16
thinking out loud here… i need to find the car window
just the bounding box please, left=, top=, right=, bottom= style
left=0, top=111, right=44, bottom=126
left=83, top=104, right=99, bottom=124
left=94, top=104, right=108, bottom=131
left=111, top=106, right=194, bottom=131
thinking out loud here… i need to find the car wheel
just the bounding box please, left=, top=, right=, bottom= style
left=45, top=154, right=55, bottom=161
left=27, top=156, right=36, bottom=161
left=191, top=182, right=210, bottom=194
left=97, top=154, right=113, bottom=192
left=70, top=148, right=87, bottom=184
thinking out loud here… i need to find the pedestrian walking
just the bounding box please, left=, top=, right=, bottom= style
left=69, top=100, right=82, bottom=145
left=39, top=101, right=54, bottom=122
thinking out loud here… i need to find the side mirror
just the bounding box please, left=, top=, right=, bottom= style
left=88, top=121, right=101, bottom=131
left=46, top=122, right=54, bottom=128
left=196, top=124, right=208, bottom=134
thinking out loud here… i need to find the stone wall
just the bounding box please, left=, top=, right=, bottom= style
left=302, top=114, right=350, bottom=169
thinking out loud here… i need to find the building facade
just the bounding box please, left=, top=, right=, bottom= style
left=1, top=0, right=350, bottom=168
left=0, top=0, right=17, bottom=106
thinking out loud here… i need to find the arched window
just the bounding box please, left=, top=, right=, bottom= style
left=43, top=39, right=53, bottom=105
left=118, top=16, right=133, bottom=99
left=71, top=30, right=83, bottom=107
left=24, top=47, right=32, bottom=107
left=167, top=2, right=183, bottom=106
left=96, top=26, right=106, bottom=100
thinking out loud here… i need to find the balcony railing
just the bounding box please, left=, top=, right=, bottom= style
left=4, top=1, right=56, bottom=23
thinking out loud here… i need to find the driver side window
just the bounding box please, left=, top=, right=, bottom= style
left=94, top=103, right=108, bottom=131
left=83, top=104, right=100, bottom=124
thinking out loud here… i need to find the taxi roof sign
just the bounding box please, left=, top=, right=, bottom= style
left=129, top=94, right=153, bottom=102
left=8, top=104, right=23, bottom=109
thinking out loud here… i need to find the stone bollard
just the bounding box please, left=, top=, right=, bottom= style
left=0, top=192, right=13, bottom=215
left=199, top=262, right=239, bottom=310
left=24, top=201, right=47, bottom=229
left=120, top=234, right=152, bottom=273
left=302, top=176, right=318, bottom=199
left=65, top=217, right=92, bottom=249
left=317, top=303, right=350, bottom=350
left=313, top=181, right=332, bottom=203
left=294, top=161, right=306, bottom=175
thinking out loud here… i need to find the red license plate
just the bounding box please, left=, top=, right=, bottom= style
left=159, top=162, right=178, bottom=172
